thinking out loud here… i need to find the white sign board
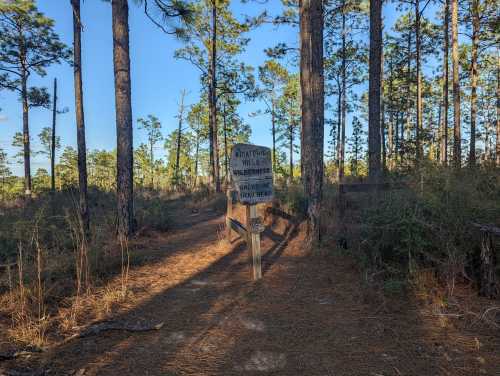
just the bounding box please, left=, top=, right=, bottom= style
left=230, top=144, right=273, bottom=205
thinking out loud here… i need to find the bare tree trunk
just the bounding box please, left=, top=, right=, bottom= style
left=388, top=57, right=394, bottom=170
left=300, top=0, right=324, bottom=247
left=208, top=0, right=221, bottom=192
left=21, top=71, right=31, bottom=197
left=112, top=0, right=134, bottom=238
left=415, top=0, right=423, bottom=163
left=150, top=139, right=154, bottom=188
left=271, top=98, right=277, bottom=173
left=496, top=49, right=500, bottom=166
left=50, top=77, right=57, bottom=193
left=368, top=0, right=382, bottom=180
left=340, top=0, right=346, bottom=180
left=223, top=104, right=228, bottom=182
left=289, top=121, right=294, bottom=180
left=71, top=0, right=89, bottom=236
left=469, top=0, right=479, bottom=167
left=395, top=111, right=400, bottom=165
left=336, top=80, right=342, bottom=180
left=193, top=131, right=200, bottom=188
left=451, top=0, right=461, bottom=167
left=381, top=47, right=386, bottom=171
left=404, top=30, right=412, bottom=167
left=175, top=91, right=186, bottom=188
left=440, top=0, right=450, bottom=165
left=400, top=111, right=405, bottom=162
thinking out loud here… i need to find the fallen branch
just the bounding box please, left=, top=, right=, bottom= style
left=65, top=320, right=164, bottom=342
left=0, top=347, right=43, bottom=362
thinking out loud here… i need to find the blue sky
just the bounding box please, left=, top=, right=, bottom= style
left=0, top=0, right=437, bottom=175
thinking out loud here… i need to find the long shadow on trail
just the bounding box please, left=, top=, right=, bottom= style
left=36, top=234, right=259, bottom=375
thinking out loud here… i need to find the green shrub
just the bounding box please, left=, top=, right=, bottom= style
left=359, top=166, right=500, bottom=285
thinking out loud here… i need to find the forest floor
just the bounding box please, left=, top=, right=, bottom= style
left=1, top=197, right=500, bottom=376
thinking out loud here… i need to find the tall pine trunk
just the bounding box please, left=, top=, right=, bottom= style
left=208, top=1, right=221, bottom=192
left=300, top=0, right=324, bottom=247
left=368, top=0, right=382, bottom=180
left=21, top=70, right=31, bottom=196
left=440, top=0, right=450, bottom=165
left=404, top=30, right=412, bottom=166
left=71, top=0, right=90, bottom=233
left=150, top=140, right=154, bottom=188
left=495, top=49, right=499, bottom=166
left=469, top=0, right=479, bottom=167
left=336, top=80, right=342, bottom=180
left=223, top=105, right=228, bottom=182
left=381, top=47, right=386, bottom=171
left=72, top=0, right=89, bottom=233
left=451, top=0, right=461, bottom=167
left=415, top=0, right=423, bottom=163
left=51, top=78, right=57, bottom=193
left=339, top=0, right=346, bottom=180
left=175, top=92, right=185, bottom=188
left=271, top=98, right=277, bottom=173
left=112, top=0, right=134, bottom=238
left=193, top=131, right=200, bottom=188
left=388, top=57, right=394, bottom=169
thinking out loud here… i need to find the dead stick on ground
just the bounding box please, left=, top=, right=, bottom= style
left=65, top=321, right=164, bottom=342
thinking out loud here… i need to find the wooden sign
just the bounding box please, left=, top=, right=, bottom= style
left=230, top=143, right=273, bottom=205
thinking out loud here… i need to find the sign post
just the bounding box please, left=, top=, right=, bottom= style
left=228, top=144, right=273, bottom=280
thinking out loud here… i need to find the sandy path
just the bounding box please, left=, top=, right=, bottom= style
left=3, top=202, right=499, bottom=376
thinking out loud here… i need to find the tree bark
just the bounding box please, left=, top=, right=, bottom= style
left=405, top=30, right=412, bottom=165
left=208, top=0, right=221, bottom=192
left=381, top=46, right=386, bottom=171
left=340, top=0, right=346, bottom=180
left=223, top=104, right=228, bottom=182
left=368, top=0, right=382, bottom=180
left=271, top=98, right=277, bottom=173
left=21, top=70, right=31, bottom=196
left=440, top=0, right=450, bottom=165
left=336, top=80, right=342, bottom=180
left=112, top=0, right=134, bottom=238
left=72, top=0, right=89, bottom=233
left=175, top=92, right=185, bottom=188
left=469, top=0, right=479, bottom=167
left=194, top=131, right=200, bottom=188
left=300, top=0, right=324, bottom=247
left=388, top=57, right=394, bottom=170
left=415, top=0, right=423, bottom=163
left=289, top=118, right=294, bottom=180
left=451, top=0, right=461, bottom=167
left=496, top=49, right=500, bottom=166
left=51, top=78, right=57, bottom=193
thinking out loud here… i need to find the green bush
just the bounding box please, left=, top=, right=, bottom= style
left=275, top=183, right=308, bottom=219
left=360, top=166, right=500, bottom=284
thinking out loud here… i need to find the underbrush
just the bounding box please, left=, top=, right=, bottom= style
left=359, top=167, right=500, bottom=293
left=278, top=167, right=500, bottom=303
left=0, top=187, right=178, bottom=348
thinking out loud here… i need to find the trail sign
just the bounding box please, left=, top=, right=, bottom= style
left=230, top=143, right=273, bottom=205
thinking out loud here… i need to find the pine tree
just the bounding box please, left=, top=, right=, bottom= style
left=112, top=0, right=134, bottom=238
left=300, top=0, right=324, bottom=247
left=71, top=0, right=89, bottom=233
left=0, top=1, right=70, bottom=196
left=137, top=115, right=163, bottom=188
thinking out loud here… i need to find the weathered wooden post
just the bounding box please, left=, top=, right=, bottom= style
left=248, top=204, right=263, bottom=280
left=245, top=204, right=253, bottom=262
left=226, top=188, right=233, bottom=242
left=228, top=143, right=273, bottom=281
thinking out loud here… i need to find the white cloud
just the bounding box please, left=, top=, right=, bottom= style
left=0, top=115, right=8, bottom=123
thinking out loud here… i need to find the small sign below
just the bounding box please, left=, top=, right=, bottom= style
left=230, top=143, right=273, bottom=205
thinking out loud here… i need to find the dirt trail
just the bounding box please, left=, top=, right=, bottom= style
left=3, top=201, right=500, bottom=376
